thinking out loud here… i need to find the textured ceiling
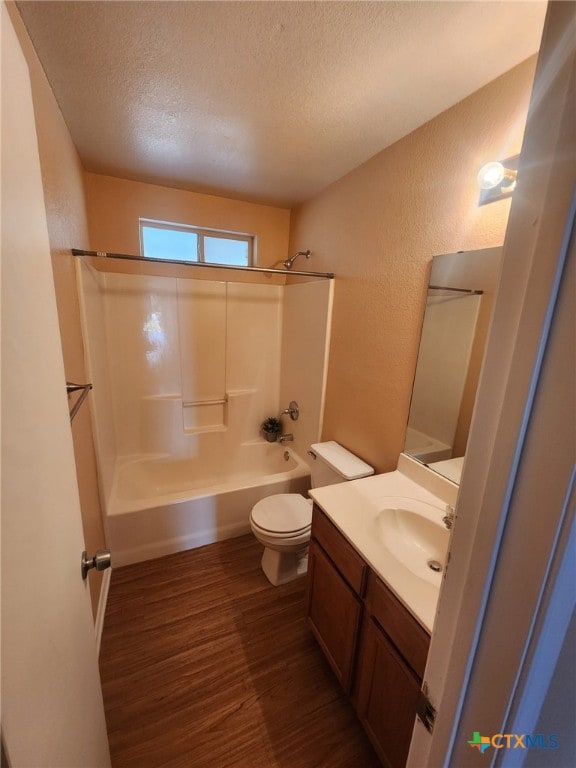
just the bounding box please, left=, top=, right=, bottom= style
left=18, top=1, right=546, bottom=207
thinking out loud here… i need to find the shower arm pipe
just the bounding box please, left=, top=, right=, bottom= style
left=283, top=249, right=311, bottom=269
left=72, top=249, right=335, bottom=279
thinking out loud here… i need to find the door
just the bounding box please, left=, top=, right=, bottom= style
left=1, top=6, right=110, bottom=766
left=407, top=4, right=575, bottom=766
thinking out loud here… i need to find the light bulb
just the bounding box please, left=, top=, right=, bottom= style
left=477, top=162, right=505, bottom=190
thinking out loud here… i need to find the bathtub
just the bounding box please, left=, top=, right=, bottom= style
left=404, top=426, right=452, bottom=464
left=106, top=443, right=311, bottom=566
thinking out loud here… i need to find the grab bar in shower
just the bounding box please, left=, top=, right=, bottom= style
left=66, top=381, right=93, bottom=422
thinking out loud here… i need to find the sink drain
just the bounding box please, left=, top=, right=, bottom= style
left=427, top=560, right=443, bottom=573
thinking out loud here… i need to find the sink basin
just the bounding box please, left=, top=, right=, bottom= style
left=366, top=497, right=449, bottom=584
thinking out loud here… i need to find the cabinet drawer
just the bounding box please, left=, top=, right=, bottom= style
left=311, top=505, right=368, bottom=596
left=365, top=571, right=430, bottom=679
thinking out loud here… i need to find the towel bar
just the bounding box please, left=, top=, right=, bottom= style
left=66, top=381, right=93, bottom=422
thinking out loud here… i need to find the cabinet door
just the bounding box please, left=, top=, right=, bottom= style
left=307, top=540, right=362, bottom=693
left=356, top=617, right=421, bottom=768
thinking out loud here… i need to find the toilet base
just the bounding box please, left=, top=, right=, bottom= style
left=261, top=545, right=309, bottom=586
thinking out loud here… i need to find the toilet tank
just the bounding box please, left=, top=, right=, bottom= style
left=309, top=441, right=374, bottom=488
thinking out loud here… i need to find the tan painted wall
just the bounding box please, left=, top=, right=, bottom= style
left=8, top=2, right=106, bottom=618
left=289, top=57, right=537, bottom=473
left=83, top=172, right=291, bottom=267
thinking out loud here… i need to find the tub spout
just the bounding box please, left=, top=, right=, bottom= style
left=278, top=434, right=294, bottom=443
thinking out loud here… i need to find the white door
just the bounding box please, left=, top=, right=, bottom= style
left=1, top=6, right=111, bottom=766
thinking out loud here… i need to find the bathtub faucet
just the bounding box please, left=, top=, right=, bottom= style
left=281, top=400, right=299, bottom=421
left=278, top=434, right=294, bottom=443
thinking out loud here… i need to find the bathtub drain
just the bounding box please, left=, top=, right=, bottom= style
left=283, top=451, right=290, bottom=461
left=427, top=560, right=442, bottom=573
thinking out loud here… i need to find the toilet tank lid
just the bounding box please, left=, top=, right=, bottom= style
left=310, top=441, right=374, bottom=480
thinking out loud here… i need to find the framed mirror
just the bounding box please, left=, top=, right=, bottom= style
left=405, top=247, right=503, bottom=483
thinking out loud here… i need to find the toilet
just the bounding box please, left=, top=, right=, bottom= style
left=250, top=441, right=374, bottom=586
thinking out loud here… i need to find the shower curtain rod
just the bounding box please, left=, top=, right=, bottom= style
left=72, top=249, right=335, bottom=279
left=429, top=285, right=484, bottom=295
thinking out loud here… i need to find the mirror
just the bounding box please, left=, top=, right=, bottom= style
left=405, top=247, right=503, bottom=483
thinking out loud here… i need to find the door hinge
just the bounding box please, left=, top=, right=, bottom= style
left=416, top=684, right=436, bottom=734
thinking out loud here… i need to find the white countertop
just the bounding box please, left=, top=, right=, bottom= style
left=309, top=466, right=452, bottom=633
left=428, top=456, right=464, bottom=484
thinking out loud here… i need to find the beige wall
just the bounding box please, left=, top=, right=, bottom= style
left=8, top=3, right=106, bottom=618
left=83, top=172, right=291, bottom=267
left=289, top=57, right=537, bottom=473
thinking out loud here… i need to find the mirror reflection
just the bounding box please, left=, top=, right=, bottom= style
left=405, top=247, right=503, bottom=483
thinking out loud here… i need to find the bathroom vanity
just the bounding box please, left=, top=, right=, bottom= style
left=306, top=456, right=457, bottom=768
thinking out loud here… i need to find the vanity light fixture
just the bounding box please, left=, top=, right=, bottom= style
left=477, top=154, right=519, bottom=206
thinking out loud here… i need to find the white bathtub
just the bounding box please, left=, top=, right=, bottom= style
left=106, top=443, right=311, bottom=566
left=404, top=426, right=452, bottom=464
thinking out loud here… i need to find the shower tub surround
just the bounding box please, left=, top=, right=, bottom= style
left=77, top=259, right=332, bottom=565
left=108, top=444, right=310, bottom=566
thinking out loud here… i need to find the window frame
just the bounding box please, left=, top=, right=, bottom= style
left=139, top=218, right=255, bottom=267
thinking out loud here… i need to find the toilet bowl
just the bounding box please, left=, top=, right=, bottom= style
left=250, top=494, right=313, bottom=586
left=250, top=441, right=374, bottom=586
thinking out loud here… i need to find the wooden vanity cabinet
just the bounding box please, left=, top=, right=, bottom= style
left=307, top=504, right=430, bottom=768
left=307, top=541, right=362, bottom=692
left=306, top=506, right=368, bottom=692
left=354, top=571, right=430, bottom=768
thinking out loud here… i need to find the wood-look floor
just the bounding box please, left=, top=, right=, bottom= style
left=100, top=535, right=380, bottom=768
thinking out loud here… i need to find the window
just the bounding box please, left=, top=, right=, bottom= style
left=140, top=219, right=253, bottom=267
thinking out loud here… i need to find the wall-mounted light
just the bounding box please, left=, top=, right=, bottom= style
left=477, top=155, right=519, bottom=206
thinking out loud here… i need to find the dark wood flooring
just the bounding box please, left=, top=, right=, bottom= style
left=99, top=535, right=380, bottom=767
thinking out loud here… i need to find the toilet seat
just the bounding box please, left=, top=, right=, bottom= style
left=250, top=494, right=312, bottom=536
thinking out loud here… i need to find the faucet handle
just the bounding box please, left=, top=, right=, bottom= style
left=281, top=400, right=299, bottom=421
